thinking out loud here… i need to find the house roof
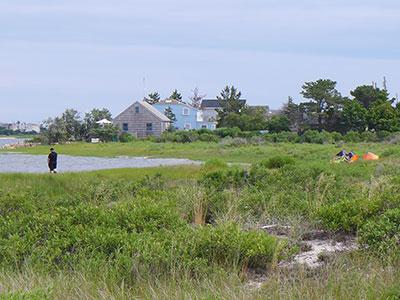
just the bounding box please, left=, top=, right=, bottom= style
left=114, top=101, right=171, bottom=122
left=201, top=99, right=247, bottom=108
left=156, top=99, right=197, bottom=110
left=139, top=101, right=171, bottom=122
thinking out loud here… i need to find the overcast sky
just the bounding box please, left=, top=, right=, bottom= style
left=1, top=0, right=399, bottom=122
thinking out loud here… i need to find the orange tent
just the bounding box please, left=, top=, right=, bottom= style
left=350, top=154, right=359, bottom=162
left=363, top=152, right=379, bottom=161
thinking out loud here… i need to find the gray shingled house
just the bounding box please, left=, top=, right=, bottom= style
left=113, top=101, right=171, bottom=138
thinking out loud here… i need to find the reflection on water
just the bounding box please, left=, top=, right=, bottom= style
left=0, top=153, right=200, bottom=173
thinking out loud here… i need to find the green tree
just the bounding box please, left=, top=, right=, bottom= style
left=217, top=85, right=245, bottom=127
left=83, top=108, right=116, bottom=141
left=41, top=117, right=68, bottom=144
left=146, top=92, right=161, bottom=105
left=368, top=101, right=399, bottom=132
left=267, top=115, right=290, bottom=133
left=90, top=125, right=119, bottom=142
left=350, top=85, right=392, bottom=109
left=282, top=96, right=301, bottom=131
left=342, top=100, right=368, bottom=132
left=164, top=106, right=177, bottom=124
left=61, top=109, right=82, bottom=140
left=301, top=79, right=343, bottom=131
left=170, top=89, right=183, bottom=102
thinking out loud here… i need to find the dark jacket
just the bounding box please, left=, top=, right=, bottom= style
left=48, top=151, right=58, bottom=169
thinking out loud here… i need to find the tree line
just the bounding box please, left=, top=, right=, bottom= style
left=36, top=78, right=399, bottom=144
left=38, top=108, right=119, bottom=144
left=213, top=79, right=400, bottom=134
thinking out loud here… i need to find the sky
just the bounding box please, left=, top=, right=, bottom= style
left=0, top=0, right=399, bottom=123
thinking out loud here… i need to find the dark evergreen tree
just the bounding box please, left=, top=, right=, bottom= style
left=164, top=106, right=177, bottom=124
left=145, top=92, right=161, bottom=105
left=301, top=79, right=343, bottom=131
left=169, top=89, right=183, bottom=102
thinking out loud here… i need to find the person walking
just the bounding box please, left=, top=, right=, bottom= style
left=48, top=148, right=58, bottom=173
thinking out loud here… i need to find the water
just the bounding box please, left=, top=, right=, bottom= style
left=0, top=138, right=25, bottom=148
left=0, top=153, right=201, bottom=173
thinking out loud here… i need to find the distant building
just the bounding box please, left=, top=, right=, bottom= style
left=152, top=99, right=217, bottom=130
left=0, top=122, right=40, bottom=133
left=113, top=101, right=171, bottom=138
left=200, top=99, right=247, bottom=122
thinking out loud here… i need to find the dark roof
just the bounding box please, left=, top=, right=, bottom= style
left=201, top=99, right=247, bottom=108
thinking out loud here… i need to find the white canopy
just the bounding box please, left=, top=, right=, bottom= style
left=96, top=119, right=112, bottom=125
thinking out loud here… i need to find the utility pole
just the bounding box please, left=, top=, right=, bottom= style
left=142, top=77, right=147, bottom=101
left=383, top=76, right=388, bottom=91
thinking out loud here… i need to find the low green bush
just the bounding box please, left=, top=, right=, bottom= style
left=359, top=208, right=400, bottom=253
left=199, top=168, right=249, bottom=191
left=317, top=198, right=384, bottom=232
left=260, top=156, right=295, bottom=169
left=119, top=132, right=135, bottom=143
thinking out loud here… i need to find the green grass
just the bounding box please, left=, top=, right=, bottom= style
left=0, top=143, right=399, bottom=299
left=3, top=140, right=400, bottom=164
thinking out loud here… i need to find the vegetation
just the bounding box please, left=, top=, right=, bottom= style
left=0, top=142, right=399, bottom=298
left=38, top=108, right=119, bottom=144
left=145, top=92, right=161, bottom=105
left=169, top=89, right=183, bottom=102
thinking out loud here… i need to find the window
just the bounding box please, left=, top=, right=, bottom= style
left=146, top=123, right=153, bottom=131
left=201, top=125, right=207, bottom=129
left=182, top=108, right=190, bottom=116
left=122, top=123, right=128, bottom=131
left=135, top=106, right=140, bottom=113
left=184, top=123, right=191, bottom=130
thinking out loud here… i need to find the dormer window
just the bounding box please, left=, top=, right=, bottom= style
left=135, top=106, right=140, bottom=113
left=182, top=108, right=189, bottom=116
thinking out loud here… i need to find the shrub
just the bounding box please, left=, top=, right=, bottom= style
left=376, top=130, right=392, bottom=141
left=199, top=168, right=249, bottom=191
left=360, top=131, right=378, bottom=142
left=388, top=133, right=400, bottom=145
left=192, top=224, right=278, bottom=269
left=343, top=131, right=362, bottom=143
left=214, top=127, right=241, bottom=138
left=260, top=156, right=295, bottom=169
left=198, top=133, right=219, bottom=143
left=317, top=198, right=384, bottom=232
left=359, top=208, right=400, bottom=253
left=203, top=159, right=228, bottom=171
left=220, top=137, right=248, bottom=147
left=301, top=130, right=333, bottom=144
left=119, top=132, right=135, bottom=143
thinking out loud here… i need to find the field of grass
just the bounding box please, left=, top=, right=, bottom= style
left=0, top=143, right=399, bottom=299
left=3, top=140, right=400, bottom=164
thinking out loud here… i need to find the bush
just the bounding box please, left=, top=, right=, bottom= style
left=203, top=159, right=228, bottom=171
left=0, top=187, right=279, bottom=277
left=199, top=168, right=249, bottom=191
left=359, top=208, right=400, bottom=253
left=317, top=198, right=384, bottom=232
left=301, top=130, right=335, bottom=144
left=214, top=127, right=241, bottom=138
left=360, top=131, right=378, bottom=142
left=376, top=130, right=392, bottom=141
left=220, top=137, right=248, bottom=147
left=119, top=132, right=135, bottom=143
left=260, top=156, right=295, bottom=169
left=198, top=133, right=219, bottom=143
left=343, top=131, right=362, bottom=143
